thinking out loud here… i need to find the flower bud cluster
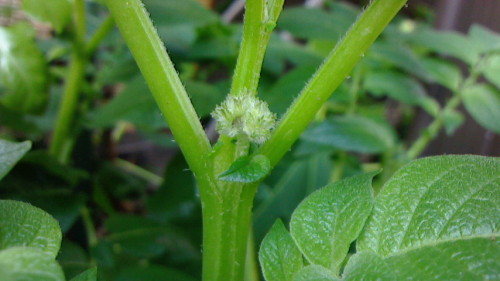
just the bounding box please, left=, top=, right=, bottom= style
left=211, top=93, right=276, bottom=144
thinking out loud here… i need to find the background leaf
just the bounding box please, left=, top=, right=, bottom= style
left=0, top=200, right=62, bottom=258
left=293, top=265, right=339, bottom=281
left=259, top=220, right=303, bottom=281
left=290, top=172, right=376, bottom=273
left=69, top=267, right=97, bottom=281
left=0, top=24, right=49, bottom=114
left=0, top=139, right=31, bottom=181
left=462, top=84, right=500, bottom=133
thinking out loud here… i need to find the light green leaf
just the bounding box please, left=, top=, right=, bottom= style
left=0, top=23, right=49, bottom=114
left=293, top=265, right=339, bottom=281
left=22, top=0, right=72, bottom=33
left=482, top=55, right=500, bottom=89
left=290, top=172, right=376, bottom=273
left=0, top=200, right=62, bottom=258
left=219, top=154, right=271, bottom=183
left=301, top=116, right=396, bottom=154
left=0, top=139, right=31, bottom=181
left=468, top=24, right=500, bottom=54
left=0, top=247, right=65, bottom=281
left=69, top=267, right=97, bottom=281
left=421, top=57, right=462, bottom=91
left=342, top=251, right=395, bottom=281
left=462, top=84, right=500, bottom=133
left=259, top=220, right=303, bottom=281
left=358, top=155, right=500, bottom=256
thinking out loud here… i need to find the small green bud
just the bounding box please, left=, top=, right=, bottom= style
left=211, top=93, right=277, bottom=144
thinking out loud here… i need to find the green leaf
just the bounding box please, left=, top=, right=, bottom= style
left=342, top=251, right=395, bottom=281
left=69, top=267, right=97, bottom=281
left=293, top=265, right=339, bottom=281
left=0, top=139, right=31, bottom=181
left=219, top=154, right=271, bottom=183
left=0, top=200, right=62, bottom=258
left=462, top=84, right=500, bottom=133
left=468, top=24, right=500, bottom=54
left=0, top=23, right=49, bottom=114
left=22, top=0, right=72, bottom=33
left=359, top=155, right=499, bottom=255
left=364, top=70, right=429, bottom=106
left=301, top=116, right=396, bottom=154
left=58, top=241, right=91, bottom=280
left=144, top=0, right=218, bottom=27
left=442, top=109, right=465, bottom=135
left=259, top=220, right=303, bottom=281
left=186, top=80, right=226, bottom=118
left=0, top=247, right=65, bottom=281
left=290, top=172, right=376, bottom=273
left=482, top=55, right=500, bottom=89
left=421, top=57, right=462, bottom=91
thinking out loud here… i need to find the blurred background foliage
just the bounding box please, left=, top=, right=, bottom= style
left=0, top=0, right=499, bottom=280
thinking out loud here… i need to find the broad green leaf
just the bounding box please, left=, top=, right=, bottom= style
left=0, top=23, right=48, bottom=114
left=358, top=155, right=500, bottom=256
left=0, top=247, right=65, bottom=281
left=0, top=139, right=31, bottom=181
left=290, top=172, right=376, bottom=273
left=462, top=84, right=500, bottom=133
left=254, top=153, right=332, bottom=240
left=301, top=116, right=396, bottom=154
left=69, top=267, right=97, bottom=281
left=219, top=155, right=271, bottom=183
left=22, top=0, right=72, bottom=33
left=259, top=220, right=303, bottom=281
left=115, top=265, right=197, bottom=281
left=264, top=36, right=323, bottom=74
left=186, top=80, right=226, bottom=117
left=421, top=57, right=462, bottom=91
left=342, top=251, right=395, bottom=281
left=0, top=200, right=62, bottom=258
left=293, top=265, right=339, bottom=281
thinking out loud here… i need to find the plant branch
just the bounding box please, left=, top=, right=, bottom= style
left=86, top=16, right=114, bottom=55
left=103, top=0, right=211, bottom=176
left=259, top=0, right=408, bottom=167
left=230, top=0, right=284, bottom=96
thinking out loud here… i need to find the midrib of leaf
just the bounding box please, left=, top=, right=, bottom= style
left=394, top=163, right=473, bottom=253
left=384, top=233, right=499, bottom=259
left=435, top=175, right=499, bottom=239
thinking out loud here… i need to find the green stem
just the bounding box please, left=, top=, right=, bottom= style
left=50, top=0, right=87, bottom=163
left=103, top=0, right=211, bottom=176
left=244, top=230, right=260, bottom=281
left=259, top=0, right=408, bottom=167
left=230, top=0, right=284, bottom=96
left=81, top=207, right=98, bottom=247
left=113, top=158, right=163, bottom=186
left=86, top=16, right=114, bottom=55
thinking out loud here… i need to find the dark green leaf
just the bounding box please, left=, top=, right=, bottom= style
left=0, top=200, right=62, bottom=258
left=293, top=265, right=339, bottom=281
left=0, top=23, right=48, bottom=114
left=462, top=84, right=500, bottom=133
left=301, top=116, right=396, bottom=154
left=22, top=0, right=72, bottom=33
left=359, top=155, right=499, bottom=256
left=290, top=172, right=376, bottom=273
left=0, top=247, right=65, bottom=281
left=144, top=0, right=218, bottom=27
left=0, top=139, right=31, bottom=181
left=219, top=154, right=271, bottom=183
left=69, top=267, right=97, bottom=281
left=58, top=241, right=91, bottom=280
left=259, top=220, right=303, bottom=281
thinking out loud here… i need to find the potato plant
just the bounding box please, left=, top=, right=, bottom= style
left=0, top=0, right=499, bottom=280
